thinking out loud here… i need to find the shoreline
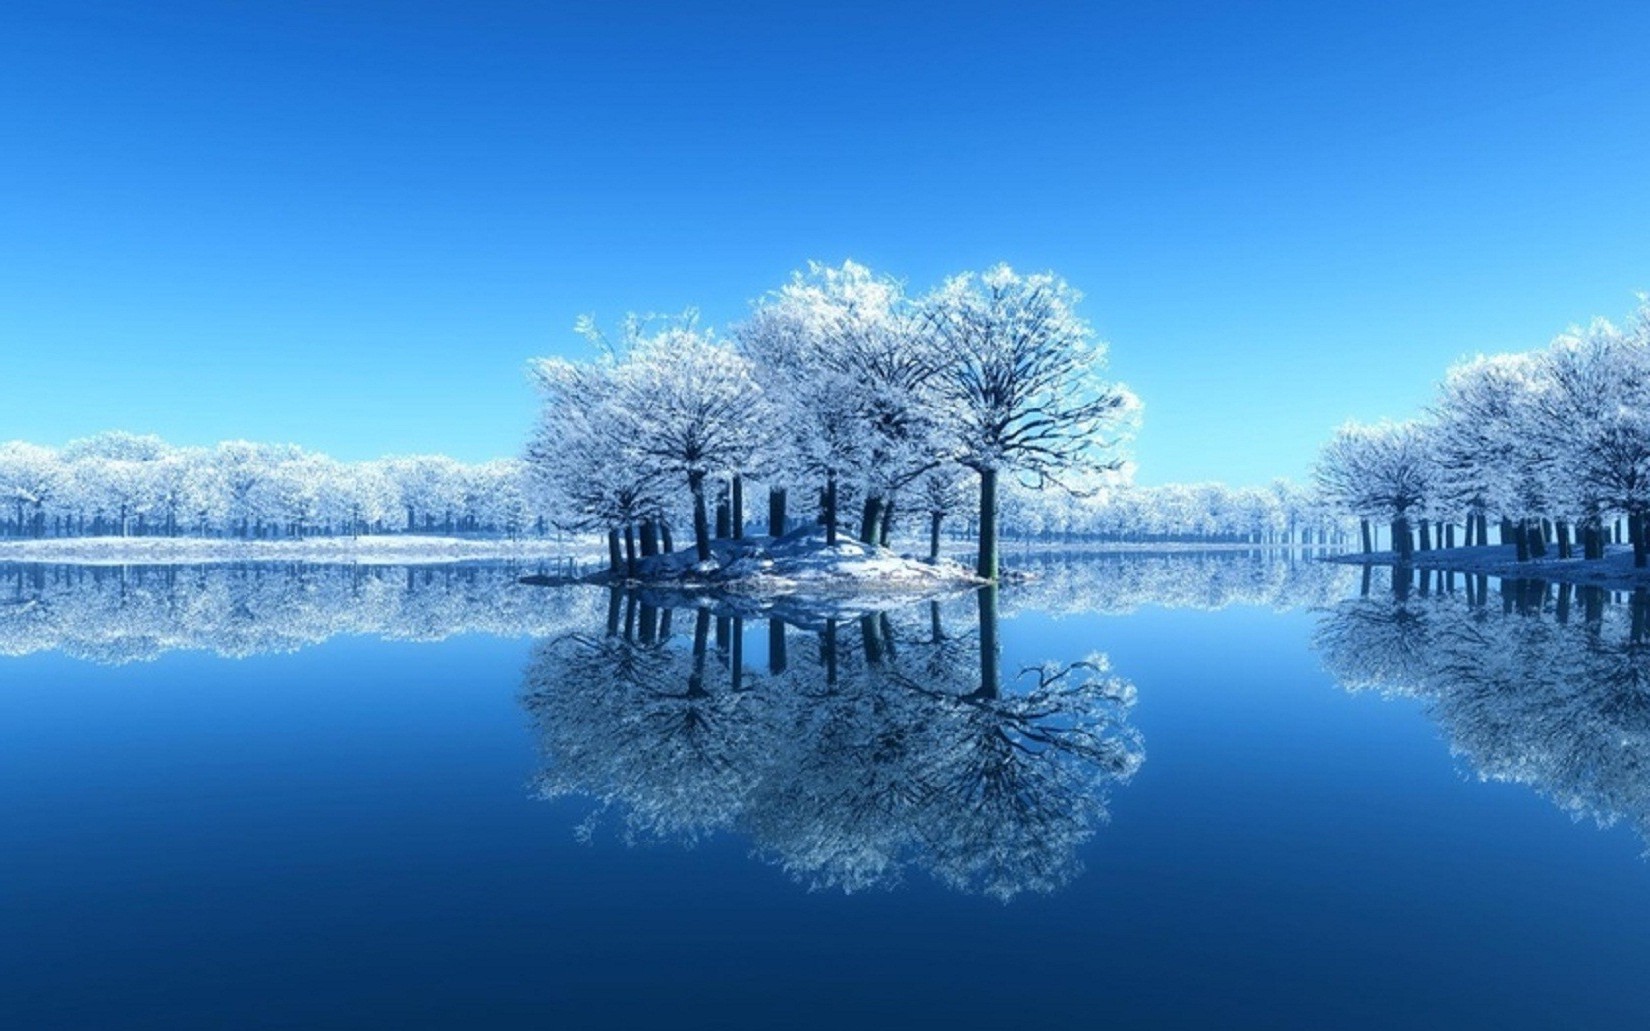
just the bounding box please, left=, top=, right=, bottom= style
left=1324, top=544, right=1650, bottom=591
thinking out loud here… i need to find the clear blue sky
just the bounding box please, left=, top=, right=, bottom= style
left=4, top=1, right=1648, bottom=485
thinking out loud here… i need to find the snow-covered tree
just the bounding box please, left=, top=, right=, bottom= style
left=923, top=264, right=1137, bottom=579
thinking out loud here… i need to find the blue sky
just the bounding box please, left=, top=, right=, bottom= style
left=3, top=1, right=1648, bottom=484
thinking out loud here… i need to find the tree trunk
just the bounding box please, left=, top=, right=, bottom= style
left=715, top=480, right=731, bottom=539
left=624, top=523, right=638, bottom=578
left=768, top=488, right=786, bottom=537
left=1528, top=518, right=1547, bottom=559
left=1391, top=515, right=1413, bottom=560
left=690, top=471, right=712, bottom=562
left=1555, top=519, right=1572, bottom=559
left=1360, top=518, right=1372, bottom=554
left=660, top=520, right=674, bottom=553
left=977, top=467, right=1000, bottom=580
left=823, top=472, right=838, bottom=546
left=929, top=510, right=943, bottom=563
left=607, top=529, right=623, bottom=576
left=1634, top=511, right=1648, bottom=568
left=1514, top=519, right=1530, bottom=562
left=639, top=518, right=659, bottom=557
left=860, top=496, right=884, bottom=545
left=1418, top=518, right=1432, bottom=551
left=880, top=499, right=894, bottom=548
left=731, top=474, right=744, bottom=540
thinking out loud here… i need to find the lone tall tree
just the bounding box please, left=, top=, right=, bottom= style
left=924, top=265, right=1135, bottom=580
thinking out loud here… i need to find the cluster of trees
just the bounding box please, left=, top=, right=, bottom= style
left=0, top=432, right=547, bottom=540
left=1315, top=301, right=1650, bottom=564
left=1316, top=567, right=1650, bottom=850
left=526, top=261, right=1137, bottom=580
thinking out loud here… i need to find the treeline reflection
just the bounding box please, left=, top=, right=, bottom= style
left=1316, top=567, right=1650, bottom=848
left=0, top=562, right=603, bottom=664
left=2, top=551, right=1358, bottom=664
left=522, top=588, right=1144, bottom=901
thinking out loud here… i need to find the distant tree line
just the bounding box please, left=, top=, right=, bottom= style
left=0, top=432, right=545, bottom=540
left=1315, top=300, right=1650, bottom=565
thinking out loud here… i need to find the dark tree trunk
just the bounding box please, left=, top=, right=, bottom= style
left=1514, top=520, right=1530, bottom=562
left=1528, top=518, right=1547, bottom=559
left=715, top=480, right=730, bottom=540
left=860, top=496, right=884, bottom=545
left=607, top=529, right=623, bottom=576
left=731, top=474, right=744, bottom=540
left=880, top=499, right=894, bottom=548
left=660, top=520, right=674, bottom=553
left=768, top=488, right=786, bottom=537
left=929, top=510, right=943, bottom=563
left=823, top=472, right=839, bottom=546
left=1634, top=511, right=1648, bottom=568
left=1555, top=519, right=1572, bottom=559
left=639, top=518, right=659, bottom=557
left=1360, top=519, right=1372, bottom=554
left=690, top=471, right=712, bottom=562
left=1418, top=518, right=1432, bottom=551
left=976, top=467, right=1000, bottom=580
left=1391, top=516, right=1413, bottom=560
left=624, top=523, right=638, bottom=578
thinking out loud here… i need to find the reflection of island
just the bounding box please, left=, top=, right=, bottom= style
left=1315, top=567, right=1650, bottom=847
left=522, top=587, right=1144, bottom=901
left=3, top=551, right=1359, bottom=664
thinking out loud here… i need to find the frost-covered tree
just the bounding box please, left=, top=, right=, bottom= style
left=1314, top=420, right=1432, bottom=558
left=608, top=328, right=771, bottom=562
left=922, top=265, right=1137, bottom=579
left=737, top=261, right=950, bottom=545
left=0, top=441, right=64, bottom=538
left=527, top=355, right=670, bottom=574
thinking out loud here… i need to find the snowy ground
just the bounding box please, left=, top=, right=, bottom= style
left=522, top=528, right=986, bottom=614
left=1326, top=544, right=1650, bottom=590
left=0, top=535, right=596, bottom=567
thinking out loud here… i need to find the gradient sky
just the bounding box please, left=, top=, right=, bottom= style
left=4, top=1, right=1648, bottom=484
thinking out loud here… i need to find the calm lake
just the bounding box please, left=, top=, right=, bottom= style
left=5, top=554, right=1650, bottom=1029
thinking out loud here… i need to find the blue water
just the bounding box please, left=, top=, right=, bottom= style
left=4, top=558, right=1650, bottom=1028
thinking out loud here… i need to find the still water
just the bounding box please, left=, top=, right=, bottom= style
left=4, top=555, right=1650, bottom=1028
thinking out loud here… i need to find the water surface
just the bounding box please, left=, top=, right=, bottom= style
left=5, top=556, right=1650, bottom=1028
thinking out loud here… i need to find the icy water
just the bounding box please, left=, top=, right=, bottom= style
left=6, top=556, right=1650, bottom=1029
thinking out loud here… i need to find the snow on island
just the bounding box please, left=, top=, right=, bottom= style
left=521, top=528, right=987, bottom=608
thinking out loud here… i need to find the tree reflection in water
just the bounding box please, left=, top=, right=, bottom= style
left=522, top=587, right=1144, bottom=901
left=1316, top=566, right=1650, bottom=848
